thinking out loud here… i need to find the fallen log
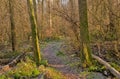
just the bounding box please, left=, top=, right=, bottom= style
left=92, top=54, right=120, bottom=79
left=0, top=52, right=26, bottom=74
left=8, top=52, right=26, bottom=67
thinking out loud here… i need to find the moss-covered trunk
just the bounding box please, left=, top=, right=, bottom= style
left=27, top=0, right=41, bottom=65
left=33, top=0, right=40, bottom=40
left=78, top=0, right=92, bottom=67
left=33, top=0, right=37, bottom=20
left=9, top=0, right=16, bottom=51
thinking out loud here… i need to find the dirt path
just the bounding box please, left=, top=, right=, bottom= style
left=41, top=42, right=80, bottom=79
left=41, top=42, right=107, bottom=79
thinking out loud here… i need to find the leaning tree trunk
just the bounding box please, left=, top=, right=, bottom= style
left=9, top=0, right=16, bottom=51
left=27, top=0, right=41, bottom=66
left=33, top=0, right=40, bottom=40
left=33, top=0, right=37, bottom=20
left=78, top=0, right=92, bottom=67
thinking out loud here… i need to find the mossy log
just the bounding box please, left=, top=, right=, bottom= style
left=92, top=54, right=120, bottom=79
left=0, top=53, right=26, bottom=74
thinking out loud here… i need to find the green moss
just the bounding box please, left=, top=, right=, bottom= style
left=110, top=62, right=120, bottom=72
left=39, top=66, right=66, bottom=79
left=82, top=43, right=92, bottom=67
left=27, top=0, right=42, bottom=66
left=88, top=65, right=105, bottom=72
left=6, top=57, right=40, bottom=78
left=87, top=60, right=106, bottom=72
left=0, top=75, right=7, bottom=79
left=79, top=71, right=90, bottom=78
left=1, top=56, right=65, bottom=79
left=39, top=59, right=48, bottom=66
left=0, top=75, right=12, bottom=79
left=56, top=51, right=65, bottom=57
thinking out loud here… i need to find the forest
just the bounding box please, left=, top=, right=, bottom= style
left=0, top=0, right=120, bottom=79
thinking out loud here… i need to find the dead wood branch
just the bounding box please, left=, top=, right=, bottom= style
left=0, top=52, right=26, bottom=74
left=92, top=54, right=120, bottom=79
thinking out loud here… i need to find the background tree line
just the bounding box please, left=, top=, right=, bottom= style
left=0, top=0, right=120, bottom=66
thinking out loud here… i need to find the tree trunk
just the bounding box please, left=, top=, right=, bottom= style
left=9, top=0, right=16, bottom=51
left=107, top=0, right=117, bottom=41
left=108, top=0, right=119, bottom=57
left=33, top=0, right=40, bottom=40
left=27, top=0, right=41, bottom=66
left=47, top=0, right=53, bottom=38
left=78, top=0, right=92, bottom=67
left=33, top=0, right=37, bottom=20
left=49, top=0, right=53, bottom=30
left=41, top=0, right=44, bottom=40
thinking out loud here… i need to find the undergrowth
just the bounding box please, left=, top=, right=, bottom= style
left=43, top=36, right=63, bottom=43
left=56, top=51, right=65, bottom=57
left=39, top=66, right=66, bottom=79
left=110, top=62, right=120, bottom=72
left=87, top=60, right=106, bottom=72
left=0, top=56, right=65, bottom=79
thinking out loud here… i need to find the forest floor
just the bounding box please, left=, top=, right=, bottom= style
left=41, top=42, right=80, bottom=79
left=41, top=41, right=107, bottom=79
left=0, top=41, right=118, bottom=79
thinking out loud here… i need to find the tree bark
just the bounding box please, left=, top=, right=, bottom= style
left=27, top=0, right=41, bottom=65
left=41, top=0, right=44, bottom=40
left=9, top=0, right=16, bottom=51
left=47, top=0, right=53, bottom=38
left=78, top=0, right=92, bottom=67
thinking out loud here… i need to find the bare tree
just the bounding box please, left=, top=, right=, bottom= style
left=9, top=0, right=16, bottom=51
